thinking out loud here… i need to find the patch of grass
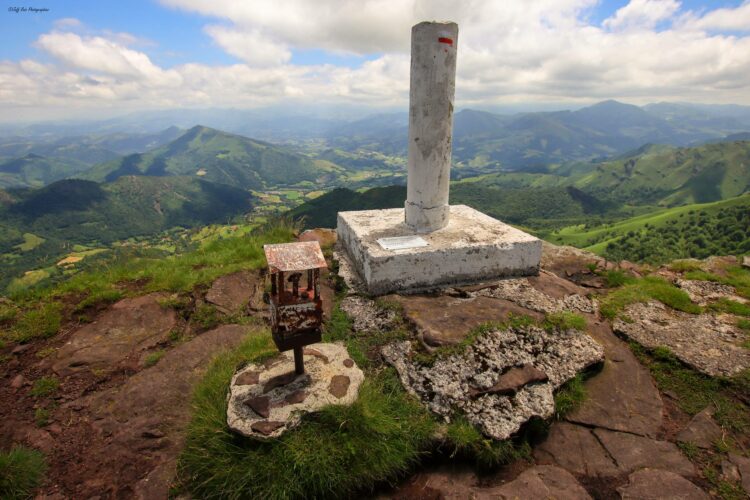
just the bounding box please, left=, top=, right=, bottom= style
left=677, top=440, right=700, bottom=460
left=543, top=312, right=586, bottom=332
left=74, top=289, right=123, bottom=311
left=443, top=416, right=531, bottom=469
left=35, top=347, right=56, bottom=359
left=322, top=302, right=353, bottom=342
left=158, top=295, right=192, bottom=311
left=553, top=374, right=587, bottom=419
left=178, top=331, right=436, bottom=499
left=709, top=298, right=750, bottom=317
left=604, top=269, right=631, bottom=288
left=629, top=343, right=749, bottom=434
left=669, top=260, right=704, bottom=273
left=599, top=276, right=701, bottom=319
left=144, top=350, right=165, bottom=367
left=30, top=377, right=59, bottom=398
left=192, top=304, right=221, bottom=330
left=8, top=302, right=62, bottom=343
left=738, top=319, right=750, bottom=331
left=0, top=446, right=47, bottom=500
left=34, top=408, right=50, bottom=427
left=0, top=302, right=18, bottom=323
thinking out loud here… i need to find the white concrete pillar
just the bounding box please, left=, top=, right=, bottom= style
left=405, top=21, right=458, bottom=233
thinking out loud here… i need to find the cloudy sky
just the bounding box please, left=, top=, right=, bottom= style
left=1, top=0, right=749, bottom=121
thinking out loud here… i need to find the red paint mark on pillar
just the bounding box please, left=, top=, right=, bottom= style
left=438, top=37, right=453, bottom=46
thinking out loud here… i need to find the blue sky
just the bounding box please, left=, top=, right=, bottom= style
left=1, top=0, right=749, bottom=120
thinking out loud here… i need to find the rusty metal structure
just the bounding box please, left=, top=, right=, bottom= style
left=263, top=241, right=327, bottom=374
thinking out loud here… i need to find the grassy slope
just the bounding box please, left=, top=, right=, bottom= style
left=80, top=126, right=341, bottom=190
left=549, top=194, right=750, bottom=253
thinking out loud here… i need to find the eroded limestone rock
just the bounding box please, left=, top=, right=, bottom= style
left=227, top=342, right=363, bottom=439
left=614, top=301, right=750, bottom=377
left=381, top=325, right=603, bottom=440
left=675, top=279, right=744, bottom=306
left=339, top=296, right=397, bottom=333
left=467, top=278, right=597, bottom=315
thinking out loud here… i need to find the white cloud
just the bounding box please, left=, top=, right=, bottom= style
left=204, top=25, right=291, bottom=66
left=603, top=0, right=680, bottom=31
left=2, top=0, right=750, bottom=119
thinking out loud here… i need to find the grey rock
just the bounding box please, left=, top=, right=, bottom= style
left=676, top=407, right=723, bottom=449
left=340, top=295, right=397, bottom=333
left=675, top=279, right=738, bottom=305
left=382, top=324, right=603, bottom=440
left=617, top=468, right=708, bottom=499
left=614, top=301, right=750, bottom=377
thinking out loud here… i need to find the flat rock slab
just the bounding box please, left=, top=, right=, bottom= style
left=84, top=324, right=254, bottom=498
left=617, top=469, right=709, bottom=499
left=227, top=342, right=363, bottom=439
left=299, top=228, right=337, bottom=248
left=566, top=321, right=664, bottom=438
left=484, top=465, right=592, bottom=500
left=382, top=325, right=603, bottom=440
left=380, top=465, right=590, bottom=500
left=676, top=407, right=723, bottom=449
left=467, top=276, right=596, bottom=315
left=615, top=301, right=750, bottom=377
left=205, top=270, right=263, bottom=314
left=729, top=453, right=750, bottom=494
left=52, top=293, right=177, bottom=376
left=541, top=242, right=604, bottom=278
left=391, top=294, right=544, bottom=347
left=535, top=422, right=695, bottom=478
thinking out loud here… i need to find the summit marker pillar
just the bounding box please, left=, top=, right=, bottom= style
left=405, top=21, right=458, bottom=233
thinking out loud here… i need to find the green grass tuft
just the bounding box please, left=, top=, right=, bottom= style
left=30, top=377, right=59, bottom=398
left=629, top=343, right=749, bottom=434
left=544, top=312, right=586, bottom=332
left=599, top=276, right=701, bottom=319
left=553, top=374, right=587, bottom=419
left=178, top=330, right=436, bottom=499
left=8, top=302, right=61, bottom=343
left=144, top=350, right=165, bottom=367
left=443, top=416, right=531, bottom=469
left=669, top=260, right=704, bottom=273
left=192, top=304, right=221, bottom=330
left=0, top=446, right=47, bottom=500
left=709, top=298, right=750, bottom=317
left=74, top=289, right=123, bottom=311
left=34, top=408, right=50, bottom=427
left=604, top=269, right=631, bottom=288
left=738, top=318, right=750, bottom=331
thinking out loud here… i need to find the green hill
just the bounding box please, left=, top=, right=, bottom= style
left=0, top=154, right=90, bottom=189
left=288, top=183, right=616, bottom=231
left=454, top=140, right=750, bottom=207
left=549, top=194, right=750, bottom=263
left=3, top=176, right=254, bottom=246
left=80, top=125, right=343, bottom=189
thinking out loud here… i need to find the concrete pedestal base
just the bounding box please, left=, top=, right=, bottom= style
left=336, top=205, right=542, bottom=295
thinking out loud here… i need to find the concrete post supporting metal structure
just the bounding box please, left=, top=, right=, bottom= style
left=405, top=21, right=458, bottom=233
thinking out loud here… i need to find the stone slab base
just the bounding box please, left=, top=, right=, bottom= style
left=336, top=205, right=542, bottom=295
left=226, top=342, right=363, bottom=439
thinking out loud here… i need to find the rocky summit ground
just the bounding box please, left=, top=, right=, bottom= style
left=1, top=231, right=749, bottom=499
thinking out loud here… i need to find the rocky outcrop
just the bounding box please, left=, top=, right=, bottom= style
left=614, top=301, right=750, bottom=377
left=205, top=270, right=263, bottom=314
left=534, top=423, right=695, bottom=478
left=381, top=324, right=603, bottom=440
left=617, top=469, right=708, bottom=500
left=52, top=293, right=177, bottom=376
left=339, top=296, right=397, bottom=333
left=676, top=407, right=723, bottom=449
left=226, top=342, right=363, bottom=439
